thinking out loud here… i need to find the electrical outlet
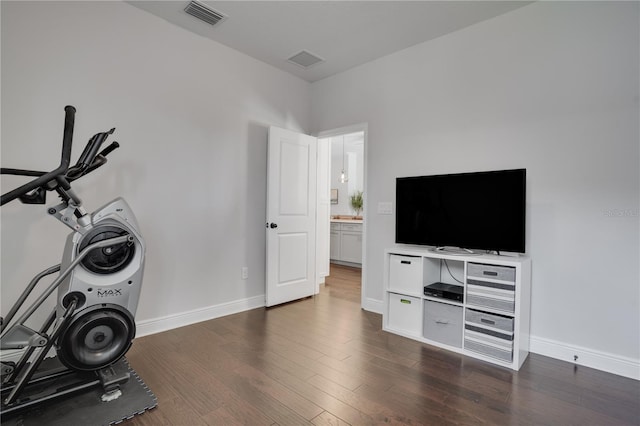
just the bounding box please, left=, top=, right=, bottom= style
left=241, top=267, right=248, bottom=280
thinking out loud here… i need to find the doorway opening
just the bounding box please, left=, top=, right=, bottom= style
left=317, top=124, right=367, bottom=309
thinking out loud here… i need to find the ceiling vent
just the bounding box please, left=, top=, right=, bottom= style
left=287, top=50, right=324, bottom=68
left=184, top=1, right=227, bottom=27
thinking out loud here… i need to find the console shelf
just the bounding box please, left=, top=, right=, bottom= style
left=383, top=246, right=531, bottom=370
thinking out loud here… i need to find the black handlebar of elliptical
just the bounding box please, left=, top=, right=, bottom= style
left=0, top=106, right=76, bottom=206
left=99, top=141, right=120, bottom=157
left=76, top=128, right=114, bottom=173
left=67, top=141, right=120, bottom=181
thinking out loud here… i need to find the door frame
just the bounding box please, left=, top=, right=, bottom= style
left=316, top=123, right=368, bottom=310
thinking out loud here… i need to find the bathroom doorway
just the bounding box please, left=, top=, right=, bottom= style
left=317, top=124, right=367, bottom=309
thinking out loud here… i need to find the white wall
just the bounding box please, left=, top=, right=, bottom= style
left=1, top=1, right=310, bottom=334
left=311, top=2, right=639, bottom=375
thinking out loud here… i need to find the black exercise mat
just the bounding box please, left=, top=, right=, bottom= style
left=2, top=357, right=157, bottom=426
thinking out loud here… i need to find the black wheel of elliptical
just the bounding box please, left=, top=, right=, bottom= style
left=56, top=304, right=135, bottom=371
left=78, top=225, right=135, bottom=274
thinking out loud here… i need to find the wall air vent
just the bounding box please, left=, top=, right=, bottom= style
left=287, top=50, right=324, bottom=68
left=184, top=1, right=227, bottom=27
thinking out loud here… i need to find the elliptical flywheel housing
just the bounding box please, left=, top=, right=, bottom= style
left=56, top=304, right=135, bottom=371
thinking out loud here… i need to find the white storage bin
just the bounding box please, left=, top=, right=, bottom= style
left=388, top=255, right=422, bottom=294
left=387, top=293, right=422, bottom=336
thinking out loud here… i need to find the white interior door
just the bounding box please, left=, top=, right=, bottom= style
left=266, top=126, right=317, bottom=307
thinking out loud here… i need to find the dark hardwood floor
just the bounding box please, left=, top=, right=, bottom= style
left=125, top=265, right=639, bottom=425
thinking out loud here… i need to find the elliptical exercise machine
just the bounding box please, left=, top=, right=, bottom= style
left=0, top=106, right=153, bottom=422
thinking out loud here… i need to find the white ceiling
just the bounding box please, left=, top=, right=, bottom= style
left=129, top=1, right=532, bottom=83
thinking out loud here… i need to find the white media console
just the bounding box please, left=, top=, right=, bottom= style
left=383, top=246, right=531, bottom=370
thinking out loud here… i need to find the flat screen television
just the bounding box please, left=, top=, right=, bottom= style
left=395, top=169, right=526, bottom=253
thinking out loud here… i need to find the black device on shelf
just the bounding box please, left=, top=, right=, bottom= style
left=395, top=168, right=526, bottom=253
left=424, top=282, right=464, bottom=303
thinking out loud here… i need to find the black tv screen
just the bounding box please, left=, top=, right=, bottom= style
left=396, top=169, right=526, bottom=253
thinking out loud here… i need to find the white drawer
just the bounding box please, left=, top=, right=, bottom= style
left=387, top=293, right=421, bottom=336
left=330, top=222, right=341, bottom=231
left=341, top=223, right=362, bottom=232
left=388, top=255, right=422, bottom=294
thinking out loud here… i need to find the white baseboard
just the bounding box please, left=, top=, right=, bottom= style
left=135, top=295, right=265, bottom=338
left=530, top=335, right=640, bottom=380
left=331, top=260, right=362, bottom=268
left=362, top=297, right=383, bottom=314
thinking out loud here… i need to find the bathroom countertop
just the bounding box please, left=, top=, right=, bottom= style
left=331, top=217, right=363, bottom=224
